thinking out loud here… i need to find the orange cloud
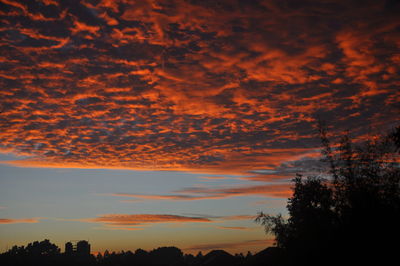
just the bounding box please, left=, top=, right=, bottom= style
left=175, top=184, right=292, bottom=199
left=80, top=213, right=256, bottom=231
left=84, top=214, right=212, bottom=226
left=0, top=218, right=39, bottom=224
left=112, top=182, right=292, bottom=203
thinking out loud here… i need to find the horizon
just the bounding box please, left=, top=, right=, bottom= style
left=0, top=0, right=399, bottom=256
left=2, top=237, right=269, bottom=256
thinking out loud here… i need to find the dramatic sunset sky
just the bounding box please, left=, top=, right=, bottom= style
left=0, top=0, right=399, bottom=255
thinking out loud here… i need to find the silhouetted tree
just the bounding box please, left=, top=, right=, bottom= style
left=195, top=251, right=203, bottom=259
left=96, top=252, right=103, bottom=261
left=25, top=239, right=60, bottom=256
left=256, top=125, right=400, bottom=265
left=103, top=250, right=110, bottom=258
left=150, top=246, right=184, bottom=266
left=201, top=250, right=239, bottom=266
left=0, top=239, right=62, bottom=266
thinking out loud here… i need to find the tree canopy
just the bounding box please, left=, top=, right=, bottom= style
left=256, top=125, right=400, bottom=265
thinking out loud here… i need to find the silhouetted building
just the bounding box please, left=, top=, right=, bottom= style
left=65, top=242, right=73, bottom=255
left=64, top=240, right=90, bottom=256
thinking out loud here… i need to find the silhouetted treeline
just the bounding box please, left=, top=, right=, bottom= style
left=256, top=124, right=400, bottom=266
left=0, top=240, right=274, bottom=266
left=0, top=239, right=95, bottom=266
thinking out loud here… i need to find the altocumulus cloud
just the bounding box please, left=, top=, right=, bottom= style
left=0, top=0, right=398, bottom=177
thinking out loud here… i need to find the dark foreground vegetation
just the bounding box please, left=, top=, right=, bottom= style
left=0, top=240, right=283, bottom=266
left=1, top=125, right=399, bottom=266
left=256, top=124, right=400, bottom=265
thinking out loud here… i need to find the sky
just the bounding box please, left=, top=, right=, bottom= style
left=0, top=0, right=399, bottom=255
